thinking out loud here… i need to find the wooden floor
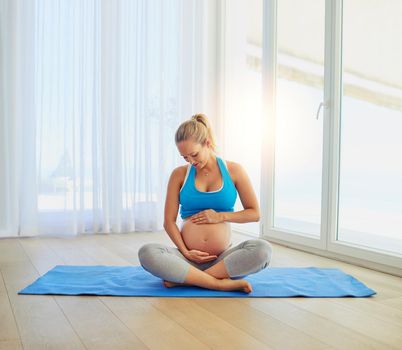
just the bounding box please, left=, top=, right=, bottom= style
left=1, top=231, right=401, bottom=350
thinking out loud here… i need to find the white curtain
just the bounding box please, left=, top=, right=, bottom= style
left=0, top=0, right=212, bottom=237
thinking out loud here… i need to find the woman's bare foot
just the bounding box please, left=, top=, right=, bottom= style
left=217, top=278, right=253, bottom=293
left=163, top=280, right=190, bottom=288
left=163, top=279, right=252, bottom=293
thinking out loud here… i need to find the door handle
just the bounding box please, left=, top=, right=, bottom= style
left=316, top=101, right=329, bottom=120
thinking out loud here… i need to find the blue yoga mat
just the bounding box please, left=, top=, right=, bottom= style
left=18, top=265, right=376, bottom=298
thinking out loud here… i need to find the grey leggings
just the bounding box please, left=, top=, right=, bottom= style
left=138, top=239, right=273, bottom=283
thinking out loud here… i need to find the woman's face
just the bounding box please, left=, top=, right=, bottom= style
left=177, top=139, right=211, bottom=169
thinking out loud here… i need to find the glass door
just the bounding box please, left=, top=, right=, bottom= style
left=262, top=0, right=402, bottom=272
left=273, top=0, right=326, bottom=237
left=337, top=0, right=402, bottom=256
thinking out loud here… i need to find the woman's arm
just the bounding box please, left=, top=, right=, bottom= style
left=219, top=209, right=259, bottom=223
left=222, top=162, right=260, bottom=223
left=163, top=167, right=190, bottom=256
left=190, top=162, right=260, bottom=225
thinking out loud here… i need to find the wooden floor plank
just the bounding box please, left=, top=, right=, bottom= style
left=42, top=236, right=97, bottom=265
left=241, top=298, right=391, bottom=350
left=330, top=297, right=402, bottom=326
left=149, top=298, right=272, bottom=350
left=99, top=296, right=210, bottom=350
left=288, top=298, right=402, bottom=349
left=194, top=298, right=333, bottom=350
left=0, top=268, right=7, bottom=294
left=0, top=281, right=23, bottom=350
left=87, top=234, right=141, bottom=265
left=19, top=238, right=64, bottom=275
left=0, top=239, right=31, bottom=267
left=55, top=296, right=148, bottom=350
left=379, top=296, right=402, bottom=311
left=67, top=235, right=132, bottom=266
left=0, top=340, right=23, bottom=350
left=0, top=240, right=86, bottom=350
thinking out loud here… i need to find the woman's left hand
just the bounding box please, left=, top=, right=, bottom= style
left=191, top=209, right=223, bottom=224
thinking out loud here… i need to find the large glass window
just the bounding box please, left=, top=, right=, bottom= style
left=262, top=0, right=402, bottom=272
left=338, top=0, right=402, bottom=254
left=273, top=0, right=325, bottom=236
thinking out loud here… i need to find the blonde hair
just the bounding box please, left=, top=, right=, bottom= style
left=175, top=114, right=217, bottom=152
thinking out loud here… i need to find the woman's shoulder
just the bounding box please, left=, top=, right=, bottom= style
left=169, top=165, right=189, bottom=186
left=221, top=159, right=244, bottom=183
left=171, top=165, right=188, bottom=178
left=221, top=159, right=241, bottom=173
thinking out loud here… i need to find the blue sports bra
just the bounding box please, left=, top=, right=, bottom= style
left=179, top=156, right=237, bottom=219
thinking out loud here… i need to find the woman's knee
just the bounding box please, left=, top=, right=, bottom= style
left=138, top=243, right=165, bottom=266
left=137, top=243, right=189, bottom=283
left=247, top=239, right=273, bottom=267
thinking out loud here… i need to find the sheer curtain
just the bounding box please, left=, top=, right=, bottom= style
left=0, top=0, right=213, bottom=237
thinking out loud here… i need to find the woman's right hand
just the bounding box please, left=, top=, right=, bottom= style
left=184, top=249, right=218, bottom=264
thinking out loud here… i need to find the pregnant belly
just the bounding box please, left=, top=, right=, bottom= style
left=181, top=219, right=231, bottom=256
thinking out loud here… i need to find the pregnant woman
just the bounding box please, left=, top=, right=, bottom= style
left=138, top=114, right=272, bottom=293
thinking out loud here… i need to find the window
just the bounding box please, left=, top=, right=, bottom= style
left=274, top=0, right=325, bottom=236
left=260, top=0, right=402, bottom=273
left=338, top=0, right=402, bottom=255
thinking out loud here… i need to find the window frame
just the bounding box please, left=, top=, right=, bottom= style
left=260, top=0, right=402, bottom=276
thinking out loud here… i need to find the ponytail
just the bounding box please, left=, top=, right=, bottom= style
left=175, top=113, right=217, bottom=152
